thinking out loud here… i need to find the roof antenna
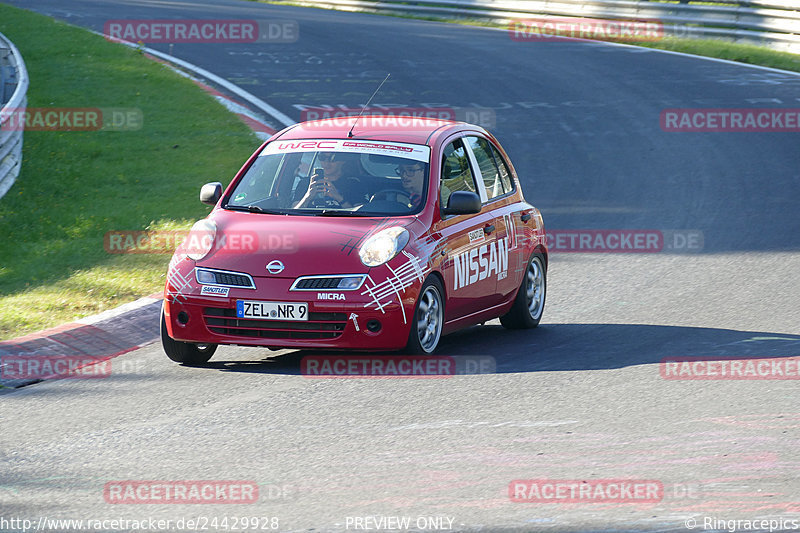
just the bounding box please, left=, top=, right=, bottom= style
left=348, top=73, right=390, bottom=138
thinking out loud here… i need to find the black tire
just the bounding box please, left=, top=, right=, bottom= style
left=161, top=311, right=217, bottom=365
left=405, top=276, right=445, bottom=355
left=500, top=252, right=546, bottom=329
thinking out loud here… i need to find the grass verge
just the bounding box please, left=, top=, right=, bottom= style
left=630, top=38, right=800, bottom=72
left=259, top=0, right=800, bottom=73
left=0, top=5, right=259, bottom=339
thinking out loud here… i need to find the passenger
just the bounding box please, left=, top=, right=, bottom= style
left=295, top=152, right=366, bottom=209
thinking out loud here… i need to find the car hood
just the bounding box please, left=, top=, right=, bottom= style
left=195, top=209, right=418, bottom=278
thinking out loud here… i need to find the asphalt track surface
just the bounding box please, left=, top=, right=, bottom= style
left=2, top=1, right=800, bottom=531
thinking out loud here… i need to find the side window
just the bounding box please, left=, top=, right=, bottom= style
left=440, top=138, right=476, bottom=210
left=289, top=151, right=315, bottom=202
left=466, top=136, right=512, bottom=202
left=490, top=143, right=515, bottom=194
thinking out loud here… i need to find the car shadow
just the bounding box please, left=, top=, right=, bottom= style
left=198, top=323, right=800, bottom=376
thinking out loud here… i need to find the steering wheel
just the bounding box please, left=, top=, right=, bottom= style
left=308, top=193, right=342, bottom=208
left=370, top=188, right=412, bottom=205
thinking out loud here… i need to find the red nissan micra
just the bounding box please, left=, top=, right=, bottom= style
left=161, top=116, right=547, bottom=364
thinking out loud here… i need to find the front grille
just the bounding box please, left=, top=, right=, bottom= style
left=290, top=274, right=366, bottom=291
left=213, top=272, right=252, bottom=287
left=203, top=307, right=347, bottom=340
left=294, top=277, right=343, bottom=290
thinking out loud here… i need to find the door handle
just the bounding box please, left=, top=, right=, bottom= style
left=521, top=212, right=532, bottom=223
left=484, top=224, right=495, bottom=235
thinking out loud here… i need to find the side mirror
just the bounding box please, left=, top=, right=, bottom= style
left=200, top=182, right=223, bottom=205
left=443, top=191, right=481, bottom=215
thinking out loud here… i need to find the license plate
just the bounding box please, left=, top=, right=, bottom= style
left=236, top=300, right=308, bottom=321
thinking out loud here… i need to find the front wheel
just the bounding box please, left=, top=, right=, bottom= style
left=161, top=311, right=217, bottom=365
left=500, top=252, right=546, bottom=329
left=405, top=276, right=445, bottom=354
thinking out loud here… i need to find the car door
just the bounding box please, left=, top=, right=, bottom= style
left=436, top=136, right=499, bottom=321
left=463, top=135, right=525, bottom=303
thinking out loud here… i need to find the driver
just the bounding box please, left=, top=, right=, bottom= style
left=398, top=162, right=425, bottom=208
left=295, top=152, right=367, bottom=209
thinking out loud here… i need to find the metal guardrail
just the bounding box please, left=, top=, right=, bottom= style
left=0, top=31, right=28, bottom=201
left=277, top=0, right=800, bottom=53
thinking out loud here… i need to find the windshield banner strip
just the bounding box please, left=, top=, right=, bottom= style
left=261, top=139, right=430, bottom=163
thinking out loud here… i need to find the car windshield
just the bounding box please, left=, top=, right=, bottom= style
left=225, top=139, right=431, bottom=216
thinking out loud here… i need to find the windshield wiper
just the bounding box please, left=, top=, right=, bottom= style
left=224, top=204, right=281, bottom=214
left=317, top=209, right=374, bottom=217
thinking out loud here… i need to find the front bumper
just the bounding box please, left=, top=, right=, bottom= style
left=164, top=263, right=419, bottom=351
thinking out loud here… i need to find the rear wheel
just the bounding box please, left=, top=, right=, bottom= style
left=161, top=311, right=217, bottom=365
left=500, top=252, right=546, bottom=329
left=405, top=276, right=444, bottom=354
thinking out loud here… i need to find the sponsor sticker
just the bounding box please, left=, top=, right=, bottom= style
left=468, top=228, right=485, bottom=244
left=200, top=286, right=230, bottom=297
left=261, top=139, right=430, bottom=163
left=453, top=237, right=509, bottom=290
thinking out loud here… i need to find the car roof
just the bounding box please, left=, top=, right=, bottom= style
left=272, top=116, right=484, bottom=146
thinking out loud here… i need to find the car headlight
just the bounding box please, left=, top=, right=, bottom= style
left=183, top=219, right=217, bottom=261
left=359, top=226, right=409, bottom=267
